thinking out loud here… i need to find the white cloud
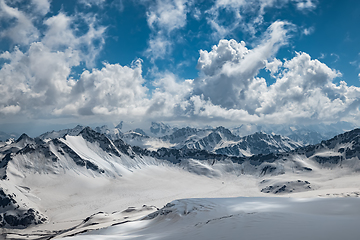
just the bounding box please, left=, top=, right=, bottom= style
left=78, top=0, right=106, bottom=8
left=0, top=0, right=40, bottom=45
left=194, top=21, right=293, bottom=109
left=144, top=0, right=193, bottom=60
left=0, top=43, right=80, bottom=117
left=145, top=34, right=172, bottom=61
left=0, top=44, right=149, bottom=119
left=146, top=0, right=190, bottom=33
left=0, top=105, right=21, bottom=115
left=0, top=7, right=107, bottom=117
left=1, top=0, right=360, bottom=127
left=206, top=0, right=317, bottom=38
left=42, top=12, right=106, bottom=68
left=303, top=26, right=314, bottom=35
left=147, top=73, right=193, bottom=117
left=56, top=59, right=149, bottom=116
left=294, top=0, right=316, bottom=10
left=265, top=58, right=283, bottom=76
left=31, top=0, right=51, bottom=15
left=188, top=44, right=360, bottom=124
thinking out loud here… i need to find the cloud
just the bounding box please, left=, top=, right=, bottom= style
left=78, top=0, right=106, bottom=8
left=194, top=21, right=293, bottom=110
left=187, top=44, right=360, bottom=124
left=0, top=44, right=149, bottom=119
left=144, top=0, right=193, bottom=60
left=1, top=0, right=360, bottom=128
left=31, top=0, right=51, bottom=15
left=0, top=4, right=108, bottom=118
left=206, top=0, right=317, bottom=38
left=42, top=12, right=106, bottom=68
left=294, top=0, right=316, bottom=10
left=0, top=105, right=21, bottom=115
left=146, top=0, right=190, bottom=33
left=145, top=34, right=172, bottom=60
left=0, top=43, right=80, bottom=118
left=0, top=0, right=40, bottom=45
left=147, top=72, right=193, bottom=117
left=60, top=59, right=149, bottom=116
left=303, top=26, right=314, bottom=35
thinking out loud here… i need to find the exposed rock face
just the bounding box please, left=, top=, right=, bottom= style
left=0, top=188, right=47, bottom=228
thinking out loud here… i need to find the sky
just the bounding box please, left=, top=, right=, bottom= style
left=1, top=0, right=360, bottom=136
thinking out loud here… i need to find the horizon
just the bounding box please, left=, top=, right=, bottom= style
left=1, top=0, right=360, bottom=136
left=0, top=120, right=357, bottom=140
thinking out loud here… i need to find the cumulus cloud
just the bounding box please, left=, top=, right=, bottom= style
left=147, top=72, right=193, bottom=117
left=61, top=60, right=149, bottom=116
left=0, top=43, right=80, bottom=118
left=187, top=44, right=360, bottom=124
left=0, top=3, right=108, bottom=119
left=1, top=0, right=360, bottom=127
left=194, top=21, right=293, bottom=110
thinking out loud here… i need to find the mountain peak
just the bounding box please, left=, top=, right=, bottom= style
left=78, top=126, right=96, bottom=137
left=150, top=122, right=172, bottom=136
left=115, top=121, right=123, bottom=129
left=16, top=133, right=32, bottom=143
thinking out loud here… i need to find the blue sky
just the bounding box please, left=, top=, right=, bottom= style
left=0, top=0, right=360, bottom=135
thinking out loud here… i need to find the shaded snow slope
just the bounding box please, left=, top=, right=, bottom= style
left=66, top=197, right=360, bottom=240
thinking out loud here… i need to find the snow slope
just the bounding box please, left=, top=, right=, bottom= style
left=66, top=197, right=360, bottom=240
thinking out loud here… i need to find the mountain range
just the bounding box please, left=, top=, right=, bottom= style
left=1, top=124, right=360, bottom=239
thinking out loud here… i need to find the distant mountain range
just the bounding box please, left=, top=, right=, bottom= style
left=35, top=121, right=356, bottom=157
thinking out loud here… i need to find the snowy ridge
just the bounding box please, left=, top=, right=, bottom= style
left=0, top=128, right=165, bottom=230
left=122, top=125, right=303, bottom=157
left=38, top=125, right=85, bottom=141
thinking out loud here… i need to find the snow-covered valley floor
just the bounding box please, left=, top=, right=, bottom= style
left=3, top=163, right=360, bottom=240
left=66, top=197, right=360, bottom=240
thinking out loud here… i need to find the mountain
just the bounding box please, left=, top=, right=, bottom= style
left=215, top=132, right=303, bottom=157
left=2, top=126, right=360, bottom=238
left=0, top=131, right=19, bottom=142
left=149, top=122, right=177, bottom=136
left=38, top=125, right=85, bottom=140
left=230, top=122, right=357, bottom=145
left=0, top=127, right=160, bottom=228
left=94, top=125, right=123, bottom=140
left=158, top=126, right=303, bottom=157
